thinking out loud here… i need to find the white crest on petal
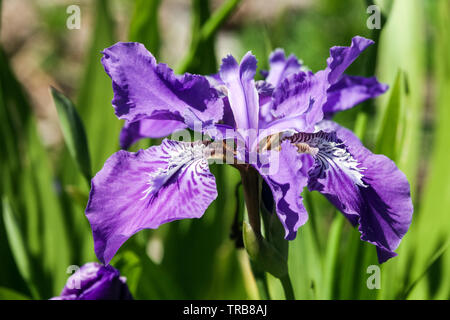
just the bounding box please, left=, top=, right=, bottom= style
left=287, top=131, right=367, bottom=187
left=141, top=141, right=208, bottom=200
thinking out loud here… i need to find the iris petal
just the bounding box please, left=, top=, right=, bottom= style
left=263, top=36, right=376, bottom=135
left=119, top=118, right=187, bottom=149
left=290, top=121, right=413, bottom=263
left=255, top=142, right=310, bottom=240
left=86, top=140, right=218, bottom=264
left=323, top=75, right=388, bottom=117
left=101, top=42, right=224, bottom=129
left=219, top=52, right=259, bottom=134
left=326, top=36, right=375, bottom=84
left=265, top=49, right=302, bottom=89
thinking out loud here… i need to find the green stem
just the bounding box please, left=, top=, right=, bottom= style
left=239, top=167, right=261, bottom=237
left=176, top=0, right=241, bottom=73
left=398, top=238, right=450, bottom=299
left=304, top=192, right=321, bottom=252
left=250, top=261, right=271, bottom=300
left=280, top=274, right=295, bottom=300
left=322, top=212, right=344, bottom=299
left=240, top=166, right=295, bottom=300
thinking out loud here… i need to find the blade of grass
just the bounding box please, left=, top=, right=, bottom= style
left=51, top=87, right=91, bottom=184
left=0, top=44, right=71, bottom=297
left=403, top=0, right=450, bottom=299
left=0, top=287, right=30, bottom=300
left=321, top=212, right=344, bottom=299
left=2, top=198, right=39, bottom=299
left=76, top=0, right=120, bottom=173
left=128, top=0, right=161, bottom=58
left=375, top=70, right=405, bottom=161
left=176, top=0, right=241, bottom=73
left=375, top=0, right=426, bottom=188
left=398, top=239, right=450, bottom=299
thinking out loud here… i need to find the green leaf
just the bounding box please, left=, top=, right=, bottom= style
left=373, top=0, right=393, bottom=18
left=375, top=70, right=405, bottom=161
left=321, top=212, right=344, bottom=299
left=112, top=245, right=184, bottom=299
left=2, top=198, right=32, bottom=283
left=242, top=221, right=288, bottom=279
left=176, top=0, right=241, bottom=74
left=0, top=287, right=30, bottom=300
left=1, top=197, right=38, bottom=298
left=76, top=0, right=120, bottom=174
left=128, top=0, right=161, bottom=57
left=51, top=87, right=91, bottom=183
left=200, top=0, right=241, bottom=41
left=398, top=238, right=450, bottom=299
left=376, top=0, right=426, bottom=187
left=0, top=45, right=71, bottom=298
left=400, top=0, right=450, bottom=299
left=64, top=185, right=89, bottom=208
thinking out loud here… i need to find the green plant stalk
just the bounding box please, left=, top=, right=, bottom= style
left=2, top=198, right=40, bottom=299
left=249, top=260, right=271, bottom=300
left=240, top=167, right=295, bottom=300
left=51, top=87, right=92, bottom=184
left=176, top=0, right=241, bottom=73
left=303, top=191, right=321, bottom=253
left=398, top=238, right=450, bottom=299
left=280, top=274, right=295, bottom=300
left=322, top=212, right=344, bottom=299
left=128, top=0, right=161, bottom=58
left=239, top=167, right=261, bottom=237
left=200, top=0, right=241, bottom=40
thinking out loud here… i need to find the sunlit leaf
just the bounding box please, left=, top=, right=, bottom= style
left=128, top=0, right=161, bottom=58
left=51, top=87, right=91, bottom=183
left=0, top=287, right=30, bottom=300
left=1, top=198, right=32, bottom=288
left=375, top=70, right=405, bottom=161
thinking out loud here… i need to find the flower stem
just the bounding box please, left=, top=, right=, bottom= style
left=239, top=166, right=261, bottom=238
left=239, top=166, right=295, bottom=300
left=250, top=261, right=271, bottom=300
left=280, top=274, right=295, bottom=300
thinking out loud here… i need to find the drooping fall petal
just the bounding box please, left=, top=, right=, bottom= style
left=288, top=121, right=413, bottom=263
left=86, top=140, right=217, bottom=264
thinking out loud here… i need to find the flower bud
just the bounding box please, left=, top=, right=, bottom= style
left=51, top=262, right=132, bottom=300
left=243, top=221, right=288, bottom=279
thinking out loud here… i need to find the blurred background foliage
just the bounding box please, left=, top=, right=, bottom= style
left=0, top=0, right=449, bottom=299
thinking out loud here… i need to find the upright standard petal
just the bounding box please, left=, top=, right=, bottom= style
left=101, top=42, right=224, bottom=127
left=265, top=71, right=327, bottom=134
left=323, top=75, right=388, bottom=117
left=264, top=36, right=375, bottom=136
left=219, top=52, right=260, bottom=132
left=265, top=49, right=302, bottom=88
left=255, top=141, right=310, bottom=240
left=86, top=140, right=218, bottom=264
left=260, top=50, right=302, bottom=124
left=325, top=36, right=374, bottom=85
left=286, top=121, right=413, bottom=263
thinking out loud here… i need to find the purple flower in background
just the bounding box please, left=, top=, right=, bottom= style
left=86, top=36, right=412, bottom=265
left=51, top=263, right=132, bottom=300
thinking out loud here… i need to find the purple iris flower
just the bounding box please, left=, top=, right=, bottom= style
left=51, top=263, right=132, bottom=300
left=86, top=36, right=412, bottom=265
